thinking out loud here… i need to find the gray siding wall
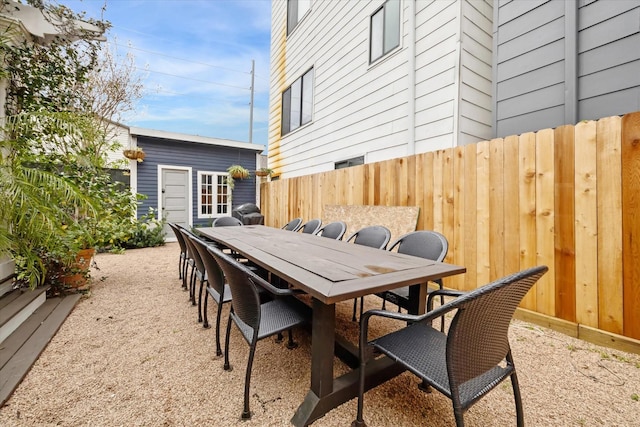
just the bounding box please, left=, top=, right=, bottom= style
left=135, top=136, right=258, bottom=227
left=578, top=0, right=640, bottom=120
left=494, top=0, right=567, bottom=137
left=494, top=0, right=640, bottom=138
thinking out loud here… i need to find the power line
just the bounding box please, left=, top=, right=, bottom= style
left=133, top=66, right=250, bottom=91
left=111, top=40, right=251, bottom=76
left=149, top=86, right=249, bottom=103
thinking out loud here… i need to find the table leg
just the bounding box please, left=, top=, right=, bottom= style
left=407, top=281, right=428, bottom=314
left=291, top=298, right=405, bottom=426
left=310, top=298, right=335, bottom=396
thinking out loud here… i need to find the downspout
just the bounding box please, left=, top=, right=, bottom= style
left=565, top=0, right=577, bottom=124
left=407, top=0, right=416, bottom=155
left=452, top=0, right=462, bottom=148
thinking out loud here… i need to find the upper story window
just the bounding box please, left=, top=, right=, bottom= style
left=197, top=171, right=231, bottom=218
left=370, top=0, right=401, bottom=63
left=281, top=67, right=314, bottom=136
left=287, top=0, right=311, bottom=35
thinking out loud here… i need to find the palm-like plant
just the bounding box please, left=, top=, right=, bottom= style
left=0, top=112, right=95, bottom=287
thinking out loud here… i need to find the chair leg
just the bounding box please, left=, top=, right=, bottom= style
left=359, top=296, right=364, bottom=320
left=453, top=407, right=465, bottom=427
left=352, top=348, right=368, bottom=427
left=242, top=341, right=257, bottom=419
left=202, top=291, right=210, bottom=329
left=197, top=279, right=205, bottom=323
left=507, top=353, right=524, bottom=427
left=178, top=256, right=183, bottom=280
left=189, top=269, right=196, bottom=304
left=223, top=315, right=233, bottom=371
left=215, top=303, right=224, bottom=357
left=352, top=298, right=358, bottom=321
left=286, top=329, right=298, bottom=349
left=418, top=380, right=432, bottom=393
left=512, top=373, right=524, bottom=427
left=182, top=262, right=189, bottom=289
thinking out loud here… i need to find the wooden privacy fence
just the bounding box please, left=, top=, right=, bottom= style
left=260, top=112, right=640, bottom=345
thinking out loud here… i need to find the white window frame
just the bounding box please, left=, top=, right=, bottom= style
left=287, top=0, right=311, bottom=36
left=197, top=171, right=232, bottom=219
left=281, top=67, right=314, bottom=136
left=369, top=0, right=401, bottom=64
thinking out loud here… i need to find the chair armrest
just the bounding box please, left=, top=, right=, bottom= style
left=427, top=289, right=467, bottom=310
left=248, top=276, right=298, bottom=297
left=358, top=303, right=458, bottom=353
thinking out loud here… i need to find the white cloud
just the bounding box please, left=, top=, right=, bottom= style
left=66, top=0, right=272, bottom=144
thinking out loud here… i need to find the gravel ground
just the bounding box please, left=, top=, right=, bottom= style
left=1, top=242, right=639, bottom=426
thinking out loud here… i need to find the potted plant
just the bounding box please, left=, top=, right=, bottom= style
left=254, top=167, right=274, bottom=178
left=123, top=147, right=146, bottom=162
left=227, top=164, right=250, bottom=179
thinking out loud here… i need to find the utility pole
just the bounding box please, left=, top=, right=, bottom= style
left=249, top=59, right=255, bottom=143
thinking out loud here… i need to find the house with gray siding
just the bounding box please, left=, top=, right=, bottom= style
left=126, top=127, right=264, bottom=237
left=493, top=0, right=640, bottom=137
left=268, top=0, right=640, bottom=179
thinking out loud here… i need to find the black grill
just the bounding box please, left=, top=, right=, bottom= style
left=232, top=203, right=264, bottom=225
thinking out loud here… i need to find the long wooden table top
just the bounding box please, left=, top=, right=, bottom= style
left=197, top=226, right=465, bottom=305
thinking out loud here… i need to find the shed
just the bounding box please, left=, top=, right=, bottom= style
left=125, top=127, right=264, bottom=238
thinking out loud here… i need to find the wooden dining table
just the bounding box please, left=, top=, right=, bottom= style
left=197, top=225, right=466, bottom=426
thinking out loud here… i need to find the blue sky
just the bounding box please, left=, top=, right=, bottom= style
left=65, top=0, right=272, bottom=147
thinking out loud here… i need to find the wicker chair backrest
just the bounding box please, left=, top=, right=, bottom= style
left=445, top=266, right=548, bottom=386
left=210, top=247, right=261, bottom=334
left=389, top=230, right=448, bottom=262
left=212, top=216, right=243, bottom=227
left=347, top=225, right=391, bottom=250
left=168, top=223, right=188, bottom=253
left=300, top=219, right=322, bottom=234
left=191, top=236, right=225, bottom=297
left=182, top=231, right=205, bottom=274
left=282, top=218, right=303, bottom=231
left=317, top=221, right=347, bottom=240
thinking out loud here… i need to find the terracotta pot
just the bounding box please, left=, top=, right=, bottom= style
left=61, top=248, right=95, bottom=288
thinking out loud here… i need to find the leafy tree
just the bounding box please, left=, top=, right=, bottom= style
left=0, top=1, right=159, bottom=290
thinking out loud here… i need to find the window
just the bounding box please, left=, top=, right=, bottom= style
left=197, top=171, right=231, bottom=218
left=335, top=156, right=364, bottom=169
left=370, top=0, right=400, bottom=63
left=287, top=0, right=311, bottom=35
left=282, top=68, right=314, bottom=136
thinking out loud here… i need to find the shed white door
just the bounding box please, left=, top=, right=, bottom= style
left=161, top=168, right=190, bottom=236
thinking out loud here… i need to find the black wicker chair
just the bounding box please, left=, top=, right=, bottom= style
left=379, top=231, right=449, bottom=313
left=212, top=216, right=244, bottom=227
left=315, top=221, right=347, bottom=240
left=181, top=231, right=207, bottom=321
left=190, top=236, right=233, bottom=356
left=299, top=218, right=322, bottom=234
left=352, top=265, right=549, bottom=427
left=346, top=225, right=391, bottom=321
left=167, top=222, right=189, bottom=284
left=282, top=218, right=303, bottom=232
left=210, top=246, right=311, bottom=420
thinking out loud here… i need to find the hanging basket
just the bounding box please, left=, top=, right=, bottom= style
left=123, top=148, right=146, bottom=161
left=227, top=165, right=250, bottom=179
left=255, top=168, right=273, bottom=177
